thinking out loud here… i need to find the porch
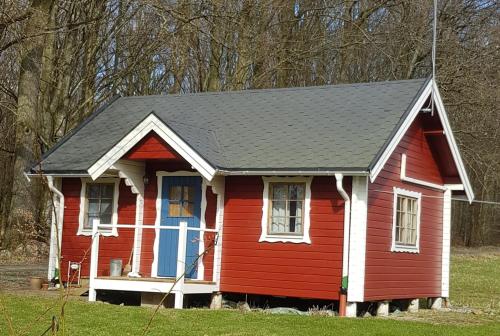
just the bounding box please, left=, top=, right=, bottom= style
left=85, top=158, right=225, bottom=309
left=89, top=220, right=221, bottom=308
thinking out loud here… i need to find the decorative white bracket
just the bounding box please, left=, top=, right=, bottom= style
left=111, top=160, right=145, bottom=277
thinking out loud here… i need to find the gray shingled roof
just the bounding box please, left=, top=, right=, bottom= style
left=33, top=78, right=429, bottom=174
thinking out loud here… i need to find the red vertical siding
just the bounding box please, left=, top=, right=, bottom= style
left=124, top=131, right=183, bottom=160
left=365, top=115, right=444, bottom=300
left=139, top=170, right=157, bottom=276
left=60, top=178, right=136, bottom=281
left=220, top=176, right=346, bottom=300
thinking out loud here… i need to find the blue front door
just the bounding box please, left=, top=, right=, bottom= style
left=158, top=176, right=202, bottom=278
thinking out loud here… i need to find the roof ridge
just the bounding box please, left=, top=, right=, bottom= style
left=122, top=78, right=428, bottom=99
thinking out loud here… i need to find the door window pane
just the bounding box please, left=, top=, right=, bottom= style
left=169, top=202, right=181, bottom=216
left=168, top=185, right=196, bottom=217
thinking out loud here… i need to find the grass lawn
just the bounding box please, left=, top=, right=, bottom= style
left=1, top=249, right=499, bottom=336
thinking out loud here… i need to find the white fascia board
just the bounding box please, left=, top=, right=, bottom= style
left=87, top=114, right=217, bottom=182
left=370, top=79, right=474, bottom=202
left=431, top=82, right=474, bottom=202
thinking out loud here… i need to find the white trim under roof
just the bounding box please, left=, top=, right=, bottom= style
left=218, top=169, right=368, bottom=176
left=87, top=113, right=217, bottom=182
left=370, top=79, right=474, bottom=202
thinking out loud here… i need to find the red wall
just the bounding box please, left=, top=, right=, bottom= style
left=60, top=178, right=136, bottom=281
left=124, top=131, right=182, bottom=160
left=365, top=115, right=444, bottom=300
left=220, top=176, right=346, bottom=300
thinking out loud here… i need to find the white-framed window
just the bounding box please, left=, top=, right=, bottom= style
left=391, top=187, right=421, bottom=253
left=78, top=178, right=119, bottom=237
left=260, top=177, right=312, bottom=244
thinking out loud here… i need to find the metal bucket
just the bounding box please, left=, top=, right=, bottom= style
left=110, top=259, right=123, bottom=277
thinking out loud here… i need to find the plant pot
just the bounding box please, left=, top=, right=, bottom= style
left=30, top=277, right=44, bottom=290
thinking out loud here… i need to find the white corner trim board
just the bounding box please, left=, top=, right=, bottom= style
left=47, top=176, right=64, bottom=281
left=400, top=153, right=446, bottom=190
left=391, top=187, right=422, bottom=253
left=77, top=177, right=119, bottom=237
left=347, top=176, right=368, bottom=302
left=87, top=114, right=216, bottom=182
left=370, top=79, right=474, bottom=202
left=259, top=176, right=313, bottom=244
left=441, top=188, right=452, bottom=297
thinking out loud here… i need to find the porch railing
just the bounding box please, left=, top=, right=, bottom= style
left=88, top=218, right=219, bottom=307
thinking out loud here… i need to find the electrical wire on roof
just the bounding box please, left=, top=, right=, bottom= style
left=371, top=189, right=500, bottom=206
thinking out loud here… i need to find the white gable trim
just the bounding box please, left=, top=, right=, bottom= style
left=88, top=114, right=217, bottom=182
left=370, top=79, right=474, bottom=202
left=430, top=81, right=474, bottom=202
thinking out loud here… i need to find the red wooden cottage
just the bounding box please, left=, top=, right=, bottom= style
left=29, top=78, right=473, bottom=316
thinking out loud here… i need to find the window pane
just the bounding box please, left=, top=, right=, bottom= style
left=100, top=214, right=112, bottom=225
left=183, top=186, right=194, bottom=202
left=100, top=199, right=113, bottom=215
left=169, top=186, right=182, bottom=201
left=101, top=184, right=114, bottom=198
left=271, top=217, right=286, bottom=233
left=87, top=184, right=100, bottom=198
left=289, top=201, right=302, bottom=217
left=88, top=199, right=100, bottom=215
left=272, top=201, right=286, bottom=217
left=85, top=215, right=99, bottom=230
left=272, top=184, right=287, bottom=200
left=293, top=217, right=302, bottom=234
left=289, top=184, right=304, bottom=200
left=182, top=201, right=194, bottom=217
left=169, top=202, right=181, bottom=216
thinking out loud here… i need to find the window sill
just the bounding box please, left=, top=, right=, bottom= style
left=77, top=229, right=118, bottom=237
left=259, top=234, right=311, bottom=244
left=391, top=245, right=419, bottom=253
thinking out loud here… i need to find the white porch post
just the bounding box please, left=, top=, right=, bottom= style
left=89, top=218, right=100, bottom=302
left=175, top=221, right=188, bottom=309
left=210, top=177, right=225, bottom=286
left=130, top=193, right=144, bottom=276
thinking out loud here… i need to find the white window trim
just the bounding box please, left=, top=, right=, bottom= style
left=78, top=177, right=120, bottom=237
left=259, top=176, right=312, bottom=244
left=391, top=187, right=421, bottom=253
